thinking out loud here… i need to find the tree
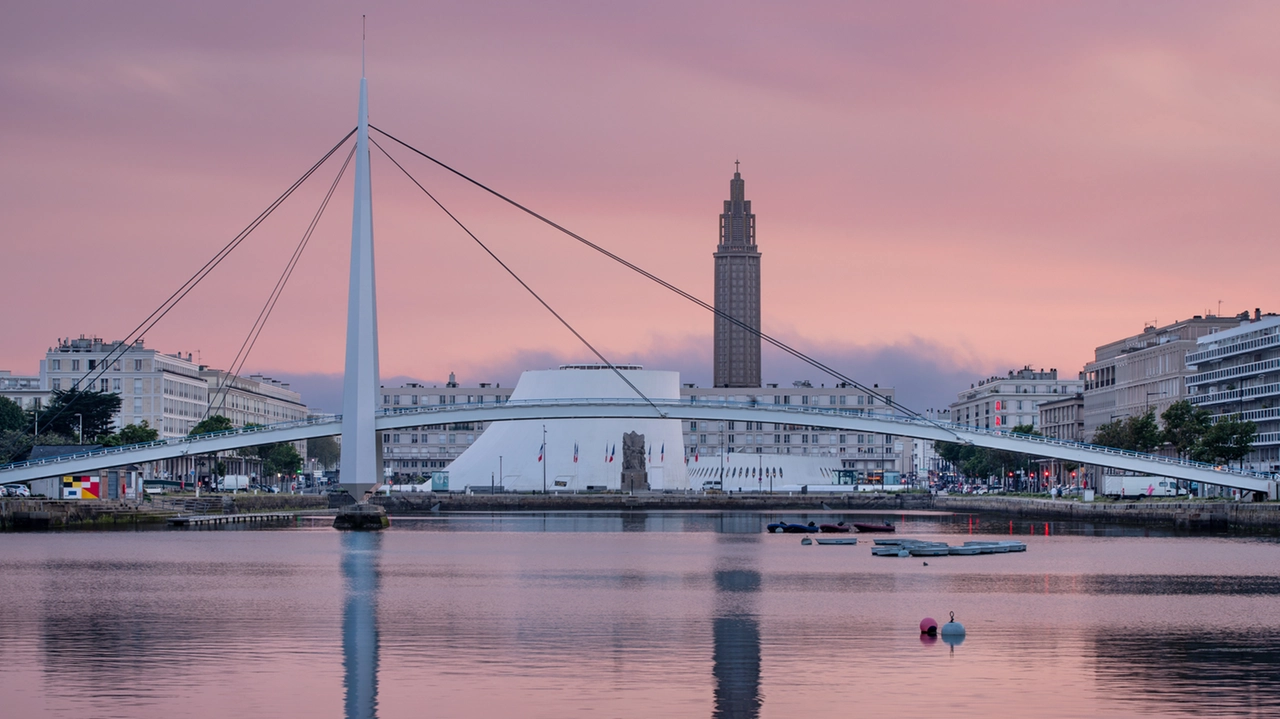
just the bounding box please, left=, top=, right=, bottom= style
left=35, top=388, right=121, bottom=441
left=101, top=420, right=160, bottom=447
left=1192, top=414, right=1257, bottom=468
left=0, top=397, right=26, bottom=433
left=1161, top=400, right=1211, bottom=460
left=1091, top=410, right=1161, bottom=453
left=1127, top=410, right=1162, bottom=454
left=307, top=436, right=340, bottom=468
left=260, top=442, right=303, bottom=477
left=190, top=415, right=235, bottom=437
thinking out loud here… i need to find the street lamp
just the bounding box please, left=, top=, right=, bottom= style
left=75, top=413, right=83, bottom=445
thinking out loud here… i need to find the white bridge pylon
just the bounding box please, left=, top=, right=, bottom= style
left=0, top=400, right=1274, bottom=494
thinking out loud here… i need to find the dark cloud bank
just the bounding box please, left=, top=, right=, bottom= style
left=267, top=336, right=999, bottom=416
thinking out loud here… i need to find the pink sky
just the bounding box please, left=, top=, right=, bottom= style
left=4, top=1, right=1279, bottom=411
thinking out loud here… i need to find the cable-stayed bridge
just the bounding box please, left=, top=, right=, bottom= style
left=1, top=399, right=1274, bottom=495
left=4, top=61, right=1276, bottom=503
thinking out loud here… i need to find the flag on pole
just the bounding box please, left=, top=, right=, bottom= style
left=573, top=442, right=579, bottom=463
left=609, top=444, right=615, bottom=463
left=660, top=443, right=664, bottom=462
left=537, top=442, right=544, bottom=462
left=647, top=444, right=652, bottom=464
left=694, top=448, right=699, bottom=462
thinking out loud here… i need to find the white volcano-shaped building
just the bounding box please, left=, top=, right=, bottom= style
left=443, top=365, right=690, bottom=492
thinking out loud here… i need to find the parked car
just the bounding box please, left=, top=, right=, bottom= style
left=4, top=484, right=31, bottom=497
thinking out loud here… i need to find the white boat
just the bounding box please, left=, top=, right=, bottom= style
left=814, top=537, right=858, bottom=546
left=908, top=544, right=951, bottom=557
left=948, top=545, right=982, bottom=555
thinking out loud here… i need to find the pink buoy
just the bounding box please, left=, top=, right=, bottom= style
left=920, top=617, right=938, bottom=635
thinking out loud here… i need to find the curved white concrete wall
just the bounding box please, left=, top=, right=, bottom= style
left=445, top=368, right=689, bottom=491
left=685, top=454, right=844, bottom=491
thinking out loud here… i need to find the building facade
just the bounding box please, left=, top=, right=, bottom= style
left=376, top=375, right=912, bottom=479
left=1185, top=310, right=1280, bottom=472
left=951, top=367, right=1084, bottom=432
left=713, top=165, right=762, bottom=388
left=201, top=370, right=309, bottom=428
left=1082, top=316, right=1240, bottom=437
left=0, top=370, right=47, bottom=412
left=678, top=381, right=911, bottom=475
left=42, top=336, right=208, bottom=438
left=378, top=374, right=514, bottom=477
left=1038, top=393, right=1085, bottom=443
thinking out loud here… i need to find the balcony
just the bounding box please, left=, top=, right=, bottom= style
left=1186, top=357, right=1280, bottom=387
left=1186, top=331, right=1280, bottom=366
left=1188, top=380, right=1280, bottom=407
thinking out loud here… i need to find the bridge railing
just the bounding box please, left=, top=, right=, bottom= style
left=0, top=413, right=343, bottom=473
left=3, top=397, right=1272, bottom=482
left=383, top=397, right=1272, bottom=480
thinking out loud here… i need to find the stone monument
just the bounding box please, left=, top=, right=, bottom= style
left=620, top=431, right=649, bottom=492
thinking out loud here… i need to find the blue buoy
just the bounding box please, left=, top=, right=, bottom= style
left=940, top=610, right=966, bottom=638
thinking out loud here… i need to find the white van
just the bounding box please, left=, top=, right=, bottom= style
left=1103, top=475, right=1181, bottom=498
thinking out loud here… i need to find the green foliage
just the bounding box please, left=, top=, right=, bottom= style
left=1160, top=400, right=1211, bottom=459
left=36, top=388, right=121, bottom=440
left=1191, top=414, right=1257, bottom=467
left=260, top=442, right=303, bottom=477
left=936, top=424, right=1045, bottom=483
left=307, top=435, right=340, bottom=468
left=1091, top=409, right=1161, bottom=453
left=189, top=415, right=235, bottom=436
left=0, top=397, right=26, bottom=433
left=0, top=429, right=32, bottom=464
left=101, top=420, right=160, bottom=447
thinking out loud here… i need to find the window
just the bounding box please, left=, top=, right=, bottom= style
left=51, top=359, right=60, bottom=371
left=839, top=395, right=847, bottom=405
left=383, top=433, right=390, bottom=443
left=784, top=434, right=791, bottom=444
left=448, top=434, right=456, bottom=444
left=690, top=421, right=697, bottom=431
left=700, top=434, right=707, bottom=444
left=858, top=395, right=865, bottom=405
left=392, top=434, right=401, bottom=443
left=728, top=421, right=735, bottom=430
left=393, top=395, right=401, bottom=405
left=112, top=379, right=121, bottom=392
left=774, top=434, right=781, bottom=443
left=88, top=359, right=96, bottom=370
left=383, top=395, right=391, bottom=404
left=412, top=395, right=419, bottom=405
left=839, top=434, right=846, bottom=444
left=728, top=435, right=735, bottom=444
left=802, top=395, right=809, bottom=405
left=71, top=359, right=80, bottom=371
left=52, top=378, right=61, bottom=391
left=100, top=378, right=109, bottom=392
left=134, top=359, right=143, bottom=371
left=411, top=434, right=419, bottom=444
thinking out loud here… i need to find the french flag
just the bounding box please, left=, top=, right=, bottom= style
left=537, top=442, right=544, bottom=462
left=660, top=443, right=664, bottom=462
left=573, top=442, right=579, bottom=463
left=647, top=444, right=652, bottom=464
left=609, top=444, right=615, bottom=463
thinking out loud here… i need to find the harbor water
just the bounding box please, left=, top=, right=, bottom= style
left=3, top=511, right=1279, bottom=718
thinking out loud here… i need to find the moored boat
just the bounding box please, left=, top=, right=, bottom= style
left=814, top=537, right=858, bottom=545
left=853, top=522, right=896, bottom=533
left=819, top=522, right=852, bottom=533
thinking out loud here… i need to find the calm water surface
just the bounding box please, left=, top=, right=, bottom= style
left=3, top=511, right=1279, bottom=718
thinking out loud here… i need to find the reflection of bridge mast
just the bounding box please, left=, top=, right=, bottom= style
left=713, top=534, right=762, bottom=718
left=342, top=531, right=382, bottom=719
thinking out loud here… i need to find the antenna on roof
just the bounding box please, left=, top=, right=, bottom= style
left=362, top=15, right=366, bottom=77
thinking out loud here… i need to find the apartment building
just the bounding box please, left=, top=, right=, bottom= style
left=951, top=367, right=1083, bottom=432
left=1185, top=310, right=1280, bottom=472
left=1082, top=315, right=1240, bottom=437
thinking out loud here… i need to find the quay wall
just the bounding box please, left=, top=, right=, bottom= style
left=935, top=496, right=1280, bottom=531
left=0, top=494, right=328, bottom=530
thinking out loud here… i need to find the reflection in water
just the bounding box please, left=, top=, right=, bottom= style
left=342, top=532, right=382, bottom=719
left=1094, top=630, right=1280, bottom=716
left=713, top=536, right=762, bottom=719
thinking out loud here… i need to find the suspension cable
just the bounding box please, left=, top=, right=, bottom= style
left=369, top=125, right=956, bottom=437
left=204, top=143, right=358, bottom=423
left=372, top=137, right=664, bottom=416
left=40, top=129, right=357, bottom=438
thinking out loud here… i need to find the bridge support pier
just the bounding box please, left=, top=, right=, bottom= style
left=334, top=502, right=389, bottom=530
